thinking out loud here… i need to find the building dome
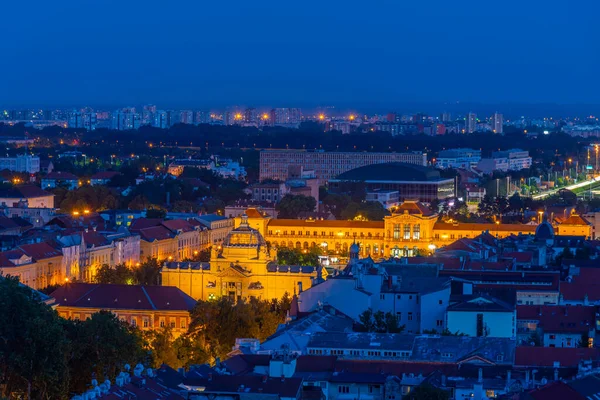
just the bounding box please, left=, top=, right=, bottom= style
left=535, top=220, right=554, bottom=240
left=222, top=214, right=267, bottom=248
left=334, top=162, right=441, bottom=182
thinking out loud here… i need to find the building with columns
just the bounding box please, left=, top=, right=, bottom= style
left=161, top=215, right=322, bottom=301
left=242, top=201, right=590, bottom=258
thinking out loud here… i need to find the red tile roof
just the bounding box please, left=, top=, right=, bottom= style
left=18, top=242, right=62, bottom=260
left=515, top=346, right=600, bottom=368
left=434, top=222, right=537, bottom=233
left=560, top=214, right=591, bottom=226
left=503, top=251, right=533, bottom=263
left=161, top=219, right=194, bottom=233
left=138, top=226, right=173, bottom=242
left=392, top=201, right=435, bottom=216
left=129, top=218, right=163, bottom=231
left=50, top=283, right=196, bottom=311
left=525, top=381, right=586, bottom=400
left=517, top=305, right=595, bottom=333
left=560, top=267, right=600, bottom=301
left=267, top=219, right=384, bottom=229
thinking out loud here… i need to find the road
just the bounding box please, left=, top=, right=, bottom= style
left=532, top=175, right=600, bottom=199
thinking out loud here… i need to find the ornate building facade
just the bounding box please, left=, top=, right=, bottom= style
left=161, top=215, right=321, bottom=301
left=243, top=201, right=591, bottom=258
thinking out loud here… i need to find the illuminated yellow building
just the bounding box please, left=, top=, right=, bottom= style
left=161, top=215, right=321, bottom=301
left=241, top=201, right=591, bottom=258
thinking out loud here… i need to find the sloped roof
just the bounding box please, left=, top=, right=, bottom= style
left=50, top=283, right=196, bottom=311
left=517, top=305, right=595, bottom=333
left=162, top=219, right=195, bottom=233
left=524, top=381, right=586, bottom=400
left=560, top=214, right=591, bottom=226
left=334, top=162, right=442, bottom=182
left=447, top=294, right=514, bottom=312
left=0, top=185, right=53, bottom=199
left=90, top=171, right=120, bottom=180
left=138, top=226, right=173, bottom=242
left=515, top=347, right=599, bottom=367
left=180, top=375, right=303, bottom=398
left=267, top=219, right=384, bottom=229
left=392, top=201, right=435, bottom=216
left=18, top=242, right=62, bottom=260
left=43, top=171, right=78, bottom=180
left=434, top=222, right=537, bottom=233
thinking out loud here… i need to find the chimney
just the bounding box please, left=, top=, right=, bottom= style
left=554, top=369, right=559, bottom=381
left=441, top=375, right=446, bottom=387
left=262, top=375, right=268, bottom=383
left=478, top=368, right=483, bottom=383
left=388, top=276, right=392, bottom=289
left=506, top=370, right=511, bottom=389
left=178, top=368, right=186, bottom=377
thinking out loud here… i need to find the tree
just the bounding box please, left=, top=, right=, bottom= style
left=0, top=276, right=70, bottom=399
left=405, top=384, right=450, bottom=400
left=340, top=201, right=389, bottom=221
left=357, top=309, right=405, bottom=333
left=277, top=247, right=322, bottom=266
left=128, top=194, right=151, bottom=210
left=276, top=194, right=317, bottom=219
left=94, top=264, right=135, bottom=284
left=134, top=258, right=162, bottom=285
left=146, top=206, right=167, bottom=219
left=66, top=311, right=145, bottom=393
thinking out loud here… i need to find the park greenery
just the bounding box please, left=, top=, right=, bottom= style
left=0, top=275, right=292, bottom=399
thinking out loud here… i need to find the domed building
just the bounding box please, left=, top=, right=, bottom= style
left=161, top=215, right=321, bottom=301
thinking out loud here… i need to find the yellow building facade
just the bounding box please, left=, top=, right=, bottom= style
left=161, top=215, right=321, bottom=301
left=243, top=201, right=591, bottom=258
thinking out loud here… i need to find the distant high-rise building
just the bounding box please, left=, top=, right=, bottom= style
left=440, top=112, right=452, bottom=122
left=492, top=113, right=503, bottom=134
left=142, top=105, right=156, bottom=125
left=273, top=108, right=302, bottom=126
left=68, top=111, right=97, bottom=130
left=194, top=110, right=210, bottom=124
left=180, top=110, right=194, bottom=125
left=112, top=108, right=141, bottom=130
left=154, top=111, right=168, bottom=129
left=244, top=108, right=258, bottom=124
left=68, top=111, right=84, bottom=128
left=467, top=112, right=477, bottom=133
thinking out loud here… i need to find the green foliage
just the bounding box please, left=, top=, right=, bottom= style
left=52, top=185, right=120, bottom=213
left=276, top=194, right=317, bottom=218
left=405, top=384, right=450, bottom=400
left=146, top=206, right=167, bottom=219
left=0, top=277, right=146, bottom=399
left=340, top=201, right=389, bottom=221
left=188, top=294, right=291, bottom=360
left=322, top=193, right=351, bottom=219
left=277, top=247, right=322, bottom=266
left=65, top=311, right=146, bottom=393
left=134, top=258, right=162, bottom=285
left=357, top=309, right=405, bottom=333
left=0, top=276, right=70, bottom=399
left=94, top=264, right=136, bottom=284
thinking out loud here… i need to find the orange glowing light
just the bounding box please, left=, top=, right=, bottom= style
left=349, top=114, right=356, bottom=121
left=318, top=114, right=325, bottom=120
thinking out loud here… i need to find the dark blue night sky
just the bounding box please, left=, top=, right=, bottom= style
left=1, top=0, right=598, bottom=109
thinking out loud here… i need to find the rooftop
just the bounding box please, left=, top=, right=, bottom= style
left=333, top=162, right=443, bottom=182
left=50, top=283, right=197, bottom=311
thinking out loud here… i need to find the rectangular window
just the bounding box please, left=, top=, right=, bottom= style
left=131, top=318, right=137, bottom=327
left=413, top=224, right=420, bottom=240
left=380, top=294, right=385, bottom=300
left=143, top=319, right=149, bottom=328
left=338, top=386, right=350, bottom=394
left=436, top=320, right=443, bottom=327
left=403, top=224, right=411, bottom=240
left=393, top=224, right=400, bottom=239
left=160, top=319, right=165, bottom=328
left=408, top=312, right=413, bottom=321
left=181, top=320, right=186, bottom=329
